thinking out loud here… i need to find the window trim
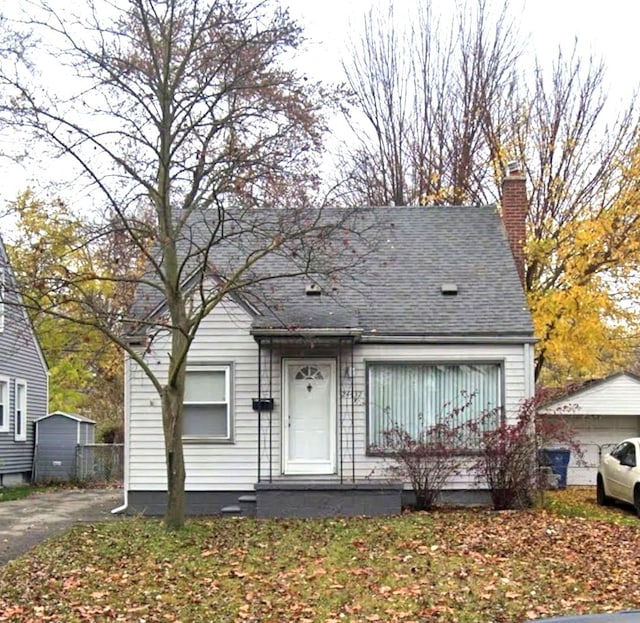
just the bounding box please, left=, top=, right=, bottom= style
left=0, top=375, right=9, bottom=433
left=182, top=364, right=233, bottom=443
left=365, top=359, right=505, bottom=454
left=14, top=379, right=27, bottom=442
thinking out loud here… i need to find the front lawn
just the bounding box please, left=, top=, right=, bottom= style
left=0, top=489, right=638, bottom=622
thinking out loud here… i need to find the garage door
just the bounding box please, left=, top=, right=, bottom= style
left=563, top=414, right=640, bottom=485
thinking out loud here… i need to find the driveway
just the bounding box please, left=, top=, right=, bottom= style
left=0, top=488, right=123, bottom=566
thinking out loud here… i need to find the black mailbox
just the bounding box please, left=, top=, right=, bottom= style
left=252, top=398, right=274, bottom=412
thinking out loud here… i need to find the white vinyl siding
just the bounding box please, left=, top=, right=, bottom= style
left=127, top=298, right=260, bottom=491
left=0, top=376, right=8, bottom=432
left=540, top=373, right=640, bottom=416
left=126, top=296, right=533, bottom=493
left=368, top=362, right=502, bottom=449
left=14, top=379, right=27, bottom=442
left=183, top=366, right=231, bottom=440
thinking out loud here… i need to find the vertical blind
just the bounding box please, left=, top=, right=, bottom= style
left=368, top=363, right=502, bottom=448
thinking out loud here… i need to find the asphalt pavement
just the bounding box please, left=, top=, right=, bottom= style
left=0, top=488, right=123, bottom=566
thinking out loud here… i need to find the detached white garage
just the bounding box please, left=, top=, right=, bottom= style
left=539, top=372, right=640, bottom=486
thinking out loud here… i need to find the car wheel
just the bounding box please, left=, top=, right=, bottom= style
left=596, top=475, right=611, bottom=506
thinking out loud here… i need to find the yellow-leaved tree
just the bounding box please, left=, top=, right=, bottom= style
left=525, top=142, right=640, bottom=384
left=5, top=191, right=142, bottom=437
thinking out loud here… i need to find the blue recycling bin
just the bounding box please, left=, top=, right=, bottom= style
left=543, top=448, right=571, bottom=489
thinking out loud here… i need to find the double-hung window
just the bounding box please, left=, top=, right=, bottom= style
left=368, top=362, right=503, bottom=451
left=183, top=366, right=231, bottom=441
left=14, top=379, right=27, bottom=442
left=0, top=376, right=8, bottom=432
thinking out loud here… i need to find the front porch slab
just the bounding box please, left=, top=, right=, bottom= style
left=254, top=481, right=403, bottom=518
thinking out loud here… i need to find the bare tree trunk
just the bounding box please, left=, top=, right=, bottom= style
left=162, top=378, right=186, bottom=530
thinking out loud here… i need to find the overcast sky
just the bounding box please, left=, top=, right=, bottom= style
left=2, top=0, right=640, bottom=212
left=285, top=0, right=640, bottom=102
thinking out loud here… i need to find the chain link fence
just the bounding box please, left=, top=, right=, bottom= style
left=33, top=444, right=124, bottom=484
left=75, top=444, right=124, bottom=483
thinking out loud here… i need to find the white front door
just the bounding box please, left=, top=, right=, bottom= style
left=283, top=359, right=336, bottom=475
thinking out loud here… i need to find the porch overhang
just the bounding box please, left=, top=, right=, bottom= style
left=251, top=327, right=363, bottom=340
left=252, top=331, right=359, bottom=486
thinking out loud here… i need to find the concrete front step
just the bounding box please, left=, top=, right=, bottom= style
left=238, top=495, right=257, bottom=518
left=221, top=494, right=257, bottom=518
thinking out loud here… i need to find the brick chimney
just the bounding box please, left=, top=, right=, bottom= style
left=501, top=161, right=528, bottom=287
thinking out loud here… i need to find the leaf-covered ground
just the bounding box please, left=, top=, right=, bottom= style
left=1, top=488, right=639, bottom=622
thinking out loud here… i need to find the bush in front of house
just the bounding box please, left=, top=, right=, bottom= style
left=373, top=402, right=475, bottom=511
left=471, top=395, right=580, bottom=510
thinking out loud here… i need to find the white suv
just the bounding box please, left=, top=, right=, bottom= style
left=597, top=438, right=640, bottom=515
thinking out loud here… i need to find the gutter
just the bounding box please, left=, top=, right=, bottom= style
left=358, top=334, right=538, bottom=345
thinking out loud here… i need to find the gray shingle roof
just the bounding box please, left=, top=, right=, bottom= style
left=132, top=205, right=534, bottom=340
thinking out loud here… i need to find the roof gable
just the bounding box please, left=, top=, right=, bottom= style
left=0, top=234, right=49, bottom=374
left=35, top=410, right=95, bottom=424
left=540, top=372, right=640, bottom=415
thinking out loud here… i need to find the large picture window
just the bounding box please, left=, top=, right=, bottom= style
left=368, top=362, right=502, bottom=450
left=183, top=366, right=231, bottom=441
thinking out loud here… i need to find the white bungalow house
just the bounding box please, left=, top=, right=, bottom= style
left=120, top=169, right=535, bottom=518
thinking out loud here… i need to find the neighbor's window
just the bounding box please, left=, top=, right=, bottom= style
left=368, top=362, right=502, bottom=450
left=183, top=366, right=231, bottom=440
left=14, top=379, right=27, bottom=442
left=0, top=376, right=9, bottom=433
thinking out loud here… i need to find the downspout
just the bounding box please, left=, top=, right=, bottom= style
left=111, top=350, right=131, bottom=514
left=339, top=339, right=343, bottom=485
left=258, top=338, right=262, bottom=483
left=524, top=342, right=535, bottom=398
left=351, top=338, right=355, bottom=483
left=111, top=493, right=129, bottom=515
left=269, top=338, right=273, bottom=483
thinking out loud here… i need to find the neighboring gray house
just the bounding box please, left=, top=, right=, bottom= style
left=121, top=170, right=535, bottom=518
left=0, top=236, right=49, bottom=485
left=33, top=411, right=95, bottom=482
